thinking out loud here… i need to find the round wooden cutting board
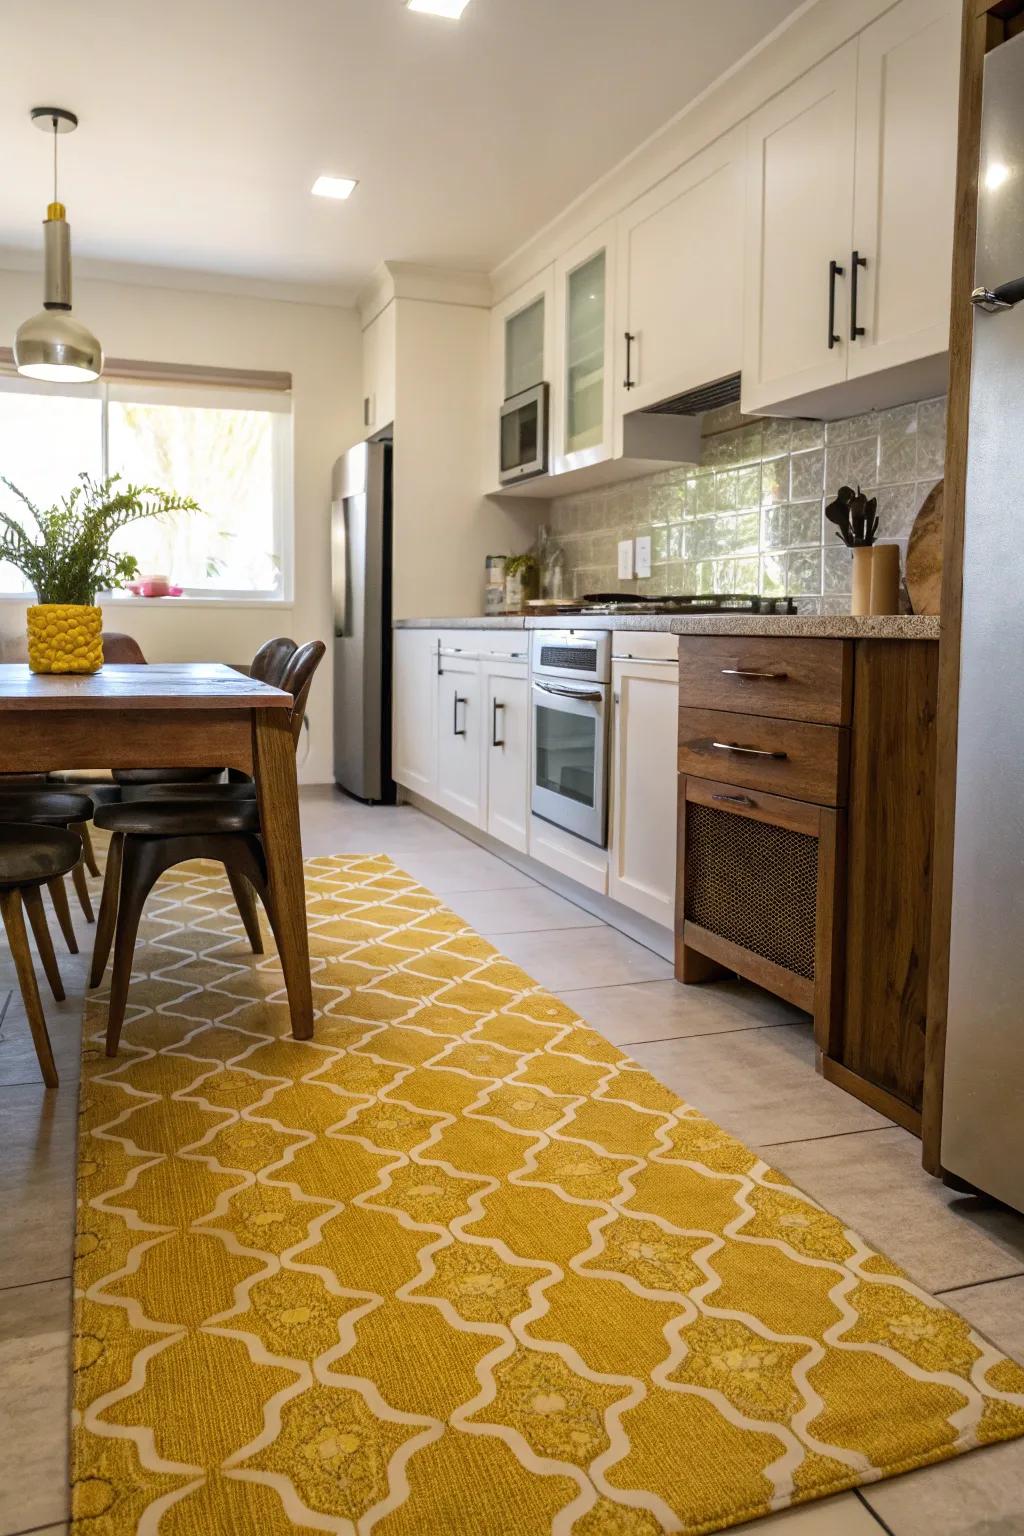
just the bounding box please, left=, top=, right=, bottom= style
left=905, top=480, right=943, bottom=615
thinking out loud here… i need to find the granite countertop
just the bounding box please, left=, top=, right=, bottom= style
left=393, top=613, right=939, bottom=640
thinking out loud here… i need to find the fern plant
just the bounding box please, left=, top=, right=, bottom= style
left=0, top=472, right=199, bottom=605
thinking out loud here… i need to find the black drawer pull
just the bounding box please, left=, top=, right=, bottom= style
left=492, top=698, right=505, bottom=747
left=453, top=694, right=468, bottom=736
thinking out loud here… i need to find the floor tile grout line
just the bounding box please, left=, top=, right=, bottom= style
left=855, top=1488, right=898, bottom=1534
left=627, top=1021, right=806, bottom=1048
left=759, top=1124, right=896, bottom=1150
left=934, top=1268, right=1024, bottom=1297
left=0, top=1274, right=72, bottom=1296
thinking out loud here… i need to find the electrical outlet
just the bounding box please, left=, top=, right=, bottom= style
left=634, top=535, right=652, bottom=579
left=617, top=539, right=634, bottom=580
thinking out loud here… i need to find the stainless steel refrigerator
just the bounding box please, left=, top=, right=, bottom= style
left=942, top=28, right=1024, bottom=1213
left=331, top=440, right=395, bottom=802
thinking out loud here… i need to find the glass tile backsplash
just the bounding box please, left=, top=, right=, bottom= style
left=546, top=397, right=945, bottom=613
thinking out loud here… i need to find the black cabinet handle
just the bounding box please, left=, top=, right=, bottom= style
left=492, top=698, right=505, bottom=748
left=850, top=250, right=867, bottom=340
left=436, top=638, right=443, bottom=677
left=828, top=260, right=844, bottom=349
left=453, top=693, right=467, bottom=737
left=624, top=332, right=636, bottom=390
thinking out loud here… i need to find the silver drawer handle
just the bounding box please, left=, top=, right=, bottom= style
left=720, top=668, right=788, bottom=680
left=712, top=792, right=756, bottom=807
left=711, top=740, right=788, bottom=760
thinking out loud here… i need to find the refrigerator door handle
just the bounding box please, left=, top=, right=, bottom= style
left=331, top=497, right=348, bottom=637
left=971, top=276, right=1024, bottom=311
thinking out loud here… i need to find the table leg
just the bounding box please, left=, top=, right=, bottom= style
left=252, top=707, right=313, bottom=1040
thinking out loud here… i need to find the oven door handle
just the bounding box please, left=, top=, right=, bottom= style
left=534, top=681, right=604, bottom=702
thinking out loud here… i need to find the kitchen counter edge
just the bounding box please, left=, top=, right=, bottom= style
left=393, top=614, right=940, bottom=640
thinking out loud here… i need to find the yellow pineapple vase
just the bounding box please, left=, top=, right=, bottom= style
left=26, top=604, right=103, bottom=674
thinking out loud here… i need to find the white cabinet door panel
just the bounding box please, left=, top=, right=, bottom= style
left=392, top=628, right=438, bottom=798
left=485, top=666, right=529, bottom=853
left=553, top=222, right=617, bottom=476
left=436, top=660, right=483, bottom=827
left=742, top=43, right=857, bottom=412
left=609, top=659, right=678, bottom=929
left=849, top=0, right=960, bottom=378
left=616, top=126, right=746, bottom=416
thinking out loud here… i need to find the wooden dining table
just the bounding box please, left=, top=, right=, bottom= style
left=0, top=662, right=313, bottom=1038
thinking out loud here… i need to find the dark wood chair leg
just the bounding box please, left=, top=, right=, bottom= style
left=46, top=876, right=78, bottom=954
left=105, top=836, right=178, bottom=1058
left=76, top=821, right=101, bottom=878
left=226, top=867, right=264, bottom=954
left=90, top=832, right=123, bottom=989
left=71, top=859, right=95, bottom=924
left=22, top=885, right=65, bottom=1003
left=0, top=888, right=58, bottom=1088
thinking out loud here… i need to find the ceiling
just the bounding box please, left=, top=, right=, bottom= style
left=1, top=0, right=804, bottom=303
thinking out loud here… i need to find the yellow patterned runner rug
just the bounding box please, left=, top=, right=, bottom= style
left=73, top=854, right=1024, bottom=1533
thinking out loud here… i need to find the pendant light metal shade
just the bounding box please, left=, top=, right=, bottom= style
left=14, top=108, right=103, bottom=384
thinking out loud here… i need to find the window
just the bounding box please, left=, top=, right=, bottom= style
left=0, top=374, right=293, bottom=601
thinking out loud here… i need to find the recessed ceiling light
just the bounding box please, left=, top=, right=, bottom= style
left=407, top=0, right=471, bottom=18
left=312, top=175, right=358, bottom=200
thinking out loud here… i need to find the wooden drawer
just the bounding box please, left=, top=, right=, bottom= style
left=678, top=706, right=849, bottom=806
left=677, top=636, right=852, bottom=724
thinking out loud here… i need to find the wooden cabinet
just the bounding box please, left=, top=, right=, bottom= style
left=485, top=661, right=529, bottom=852
left=742, top=43, right=858, bottom=412
left=392, top=627, right=437, bottom=798
left=677, top=774, right=845, bottom=1041
left=436, top=651, right=483, bottom=827
left=614, top=126, right=746, bottom=420
left=848, top=0, right=961, bottom=380
left=742, top=0, right=959, bottom=414
left=553, top=222, right=617, bottom=475
left=676, top=634, right=939, bottom=1135
left=609, top=647, right=679, bottom=927
left=362, top=301, right=396, bottom=435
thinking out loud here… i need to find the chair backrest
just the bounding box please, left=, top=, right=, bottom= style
left=250, top=636, right=297, bottom=688
left=279, top=640, right=326, bottom=749
left=102, top=632, right=147, bottom=664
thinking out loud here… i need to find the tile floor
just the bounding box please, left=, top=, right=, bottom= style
left=1, top=785, right=1023, bottom=1536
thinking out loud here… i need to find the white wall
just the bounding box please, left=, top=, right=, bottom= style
left=391, top=296, right=537, bottom=620
left=0, top=266, right=363, bottom=782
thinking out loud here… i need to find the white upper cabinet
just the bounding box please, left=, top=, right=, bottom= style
left=743, top=0, right=960, bottom=414
left=614, top=125, right=746, bottom=417
left=848, top=0, right=961, bottom=379
left=553, top=222, right=617, bottom=475
left=362, top=301, right=396, bottom=436
left=742, top=43, right=858, bottom=413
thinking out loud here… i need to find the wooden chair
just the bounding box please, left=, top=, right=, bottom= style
left=0, top=822, right=83, bottom=1087
left=0, top=788, right=96, bottom=950
left=90, top=640, right=325, bottom=1057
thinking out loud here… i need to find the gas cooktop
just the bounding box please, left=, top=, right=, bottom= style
left=564, top=593, right=798, bottom=616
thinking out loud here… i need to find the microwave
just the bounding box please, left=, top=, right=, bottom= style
left=499, top=382, right=549, bottom=485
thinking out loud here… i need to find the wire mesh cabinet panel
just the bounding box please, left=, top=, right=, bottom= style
left=675, top=774, right=845, bottom=1050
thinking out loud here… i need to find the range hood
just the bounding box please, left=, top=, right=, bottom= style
left=641, top=370, right=741, bottom=418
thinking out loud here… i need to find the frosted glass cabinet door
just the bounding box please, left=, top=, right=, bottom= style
left=505, top=297, right=545, bottom=399
left=566, top=252, right=606, bottom=453
left=554, top=222, right=616, bottom=473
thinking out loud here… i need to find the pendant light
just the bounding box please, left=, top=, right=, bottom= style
left=14, top=107, right=103, bottom=383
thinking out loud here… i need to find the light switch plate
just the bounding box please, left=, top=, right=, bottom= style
left=635, top=535, right=652, bottom=579
left=617, top=539, right=634, bottom=580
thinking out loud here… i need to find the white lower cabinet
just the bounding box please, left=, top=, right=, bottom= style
left=436, top=655, right=483, bottom=827
left=392, top=628, right=438, bottom=798
left=608, top=642, right=679, bottom=928
left=485, top=664, right=529, bottom=852
left=394, top=627, right=679, bottom=935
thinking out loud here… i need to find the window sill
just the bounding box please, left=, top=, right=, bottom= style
left=0, top=594, right=294, bottom=611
